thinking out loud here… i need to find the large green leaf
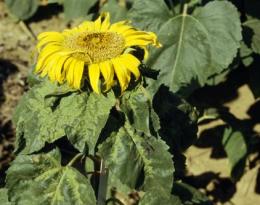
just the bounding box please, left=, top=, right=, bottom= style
left=139, top=188, right=182, bottom=205
left=243, top=19, right=260, bottom=55
left=13, top=80, right=115, bottom=154
left=100, top=0, right=128, bottom=23
left=6, top=149, right=96, bottom=205
left=98, top=126, right=143, bottom=188
left=129, top=0, right=173, bottom=32
left=131, top=1, right=241, bottom=96
left=0, top=189, right=11, bottom=205
left=6, top=0, right=38, bottom=20
left=98, top=123, right=174, bottom=198
left=63, top=0, right=97, bottom=20
left=222, top=127, right=247, bottom=180
left=120, top=86, right=160, bottom=136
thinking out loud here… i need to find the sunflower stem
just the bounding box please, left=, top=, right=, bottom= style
left=183, top=3, right=188, bottom=15
left=67, top=153, right=83, bottom=167
left=19, top=21, right=36, bottom=40
left=180, top=0, right=188, bottom=15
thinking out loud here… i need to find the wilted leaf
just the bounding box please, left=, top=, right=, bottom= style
left=222, top=127, right=247, bottom=180
left=63, top=0, right=97, bottom=20
left=13, top=80, right=115, bottom=154
left=6, top=149, right=96, bottom=205
left=98, top=126, right=143, bottom=188
left=98, top=123, right=174, bottom=197
left=121, top=86, right=160, bottom=136
left=6, top=0, right=38, bottom=20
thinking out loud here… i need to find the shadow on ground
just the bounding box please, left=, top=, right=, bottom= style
left=0, top=59, right=19, bottom=187
left=185, top=59, right=260, bottom=203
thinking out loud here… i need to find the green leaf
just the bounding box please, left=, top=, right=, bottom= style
left=128, top=0, right=173, bottom=32
left=243, top=19, right=260, bottom=55
left=47, top=0, right=63, bottom=4
left=66, top=90, right=116, bottom=153
left=100, top=0, right=128, bottom=23
left=6, top=149, right=96, bottom=205
left=63, top=0, right=97, bottom=20
left=172, top=182, right=212, bottom=205
left=222, top=127, right=247, bottom=180
left=0, top=189, right=11, bottom=205
left=240, top=41, right=254, bottom=67
left=13, top=80, right=115, bottom=154
left=6, top=0, right=39, bottom=20
left=144, top=1, right=241, bottom=96
left=98, top=127, right=143, bottom=189
left=139, top=188, right=182, bottom=205
left=120, top=86, right=160, bottom=136
left=98, top=123, right=174, bottom=195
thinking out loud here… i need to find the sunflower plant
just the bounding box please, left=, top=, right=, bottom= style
left=2, top=0, right=258, bottom=204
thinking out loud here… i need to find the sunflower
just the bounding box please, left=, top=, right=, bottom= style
left=35, top=13, right=161, bottom=93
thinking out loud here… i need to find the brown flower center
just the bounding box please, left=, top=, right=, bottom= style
left=65, top=31, right=125, bottom=63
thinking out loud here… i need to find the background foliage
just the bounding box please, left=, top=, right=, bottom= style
left=0, top=0, right=260, bottom=204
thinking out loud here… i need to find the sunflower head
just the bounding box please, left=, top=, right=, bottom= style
left=35, top=12, right=161, bottom=93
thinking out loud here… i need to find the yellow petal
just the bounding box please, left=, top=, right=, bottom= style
left=100, top=60, right=114, bottom=90
left=94, top=15, right=102, bottom=31
left=100, top=12, right=111, bottom=31
left=109, top=20, right=131, bottom=33
left=35, top=45, right=63, bottom=73
left=73, top=60, right=84, bottom=89
left=61, top=57, right=74, bottom=81
left=120, top=28, right=138, bottom=36
left=88, top=63, right=100, bottom=93
left=66, top=59, right=77, bottom=87
left=37, top=32, right=62, bottom=40
left=37, top=35, right=63, bottom=51
left=125, top=32, right=161, bottom=47
left=141, top=47, right=149, bottom=60
left=120, top=54, right=140, bottom=80
left=48, top=55, right=63, bottom=82
left=55, top=56, right=70, bottom=83
left=40, top=52, right=62, bottom=78
left=111, top=58, right=130, bottom=92
left=78, top=21, right=95, bottom=32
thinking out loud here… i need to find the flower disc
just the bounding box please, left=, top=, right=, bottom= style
left=35, top=12, right=161, bottom=93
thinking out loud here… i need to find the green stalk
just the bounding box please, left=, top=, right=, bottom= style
left=67, top=153, right=83, bottom=167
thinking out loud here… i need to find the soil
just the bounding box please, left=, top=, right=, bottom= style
left=0, top=1, right=259, bottom=204
left=0, top=2, right=66, bottom=186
